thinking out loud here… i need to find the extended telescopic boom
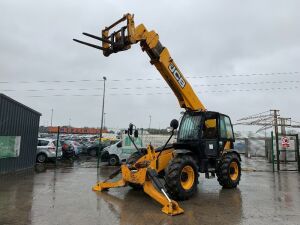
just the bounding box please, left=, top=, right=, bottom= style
left=73, top=13, right=206, bottom=111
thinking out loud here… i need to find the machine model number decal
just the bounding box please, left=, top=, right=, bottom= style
left=168, top=63, right=186, bottom=89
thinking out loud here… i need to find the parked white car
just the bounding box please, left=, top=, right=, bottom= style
left=102, top=137, right=143, bottom=166
left=36, top=138, right=62, bottom=163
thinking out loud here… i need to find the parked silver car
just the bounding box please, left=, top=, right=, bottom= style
left=36, top=138, right=62, bottom=163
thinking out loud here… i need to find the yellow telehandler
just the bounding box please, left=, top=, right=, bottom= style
left=74, top=13, right=241, bottom=216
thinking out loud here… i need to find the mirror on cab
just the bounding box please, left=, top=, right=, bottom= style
left=167, top=119, right=179, bottom=132
left=134, top=130, right=139, bottom=138
left=170, top=119, right=179, bottom=129
left=128, top=123, right=133, bottom=135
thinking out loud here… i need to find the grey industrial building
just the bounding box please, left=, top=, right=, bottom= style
left=0, top=94, right=41, bottom=174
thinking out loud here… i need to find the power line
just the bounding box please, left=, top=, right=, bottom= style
left=0, top=71, right=299, bottom=84
left=237, top=110, right=272, bottom=121
left=291, top=120, right=300, bottom=124
left=188, top=71, right=299, bottom=79
left=1, top=80, right=299, bottom=92
left=7, top=86, right=298, bottom=98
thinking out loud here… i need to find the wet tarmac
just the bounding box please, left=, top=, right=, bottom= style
left=0, top=156, right=300, bottom=225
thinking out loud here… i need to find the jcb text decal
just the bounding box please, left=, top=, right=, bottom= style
left=168, top=63, right=186, bottom=88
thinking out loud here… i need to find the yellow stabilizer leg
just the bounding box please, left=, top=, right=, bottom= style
left=93, top=178, right=126, bottom=191
left=143, top=181, right=184, bottom=216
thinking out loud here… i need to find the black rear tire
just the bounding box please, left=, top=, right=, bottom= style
left=36, top=153, right=47, bottom=163
left=165, top=155, right=199, bottom=200
left=216, top=152, right=241, bottom=188
left=108, top=154, right=119, bottom=166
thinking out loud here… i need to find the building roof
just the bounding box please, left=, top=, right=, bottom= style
left=0, top=93, right=41, bottom=116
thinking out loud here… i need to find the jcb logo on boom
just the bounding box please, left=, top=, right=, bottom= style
left=168, top=63, right=186, bottom=89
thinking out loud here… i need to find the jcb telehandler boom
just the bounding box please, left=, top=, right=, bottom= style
left=74, top=13, right=241, bottom=216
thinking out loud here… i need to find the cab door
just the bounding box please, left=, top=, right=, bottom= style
left=219, top=115, right=235, bottom=150
left=201, top=117, right=219, bottom=158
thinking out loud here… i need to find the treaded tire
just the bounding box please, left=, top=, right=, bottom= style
left=127, top=151, right=145, bottom=190
left=165, top=155, right=199, bottom=201
left=216, top=152, right=241, bottom=188
left=108, top=155, right=119, bottom=166
left=36, top=153, right=47, bottom=163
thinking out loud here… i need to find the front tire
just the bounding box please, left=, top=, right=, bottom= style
left=216, top=152, right=241, bottom=188
left=165, top=155, right=199, bottom=200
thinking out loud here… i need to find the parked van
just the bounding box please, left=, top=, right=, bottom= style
left=102, top=136, right=143, bottom=166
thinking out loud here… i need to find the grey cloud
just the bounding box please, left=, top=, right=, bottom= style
left=0, top=0, right=299, bottom=131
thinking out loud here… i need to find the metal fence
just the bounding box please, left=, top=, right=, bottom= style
left=235, top=137, right=271, bottom=158
left=137, top=135, right=272, bottom=158
left=271, top=133, right=300, bottom=171
left=140, top=134, right=177, bottom=148
left=121, top=134, right=299, bottom=163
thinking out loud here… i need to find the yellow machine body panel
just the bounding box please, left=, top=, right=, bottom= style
left=92, top=145, right=183, bottom=215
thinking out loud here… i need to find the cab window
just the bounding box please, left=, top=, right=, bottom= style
left=219, top=116, right=234, bottom=139
left=178, top=114, right=201, bottom=140
left=202, top=118, right=217, bottom=139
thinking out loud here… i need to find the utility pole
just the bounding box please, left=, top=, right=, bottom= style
left=100, top=77, right=106, bottom=140
left=97, top=76, right=107, bottom=170
left=104, top=113, right=106, bottom=129
left=280, top=117, right=286, bottom=163
left=51, top=108, right=53, bottom=127
left=271, top=109, right=280, bottom=171
left=149, top=115, right=152, bottom=130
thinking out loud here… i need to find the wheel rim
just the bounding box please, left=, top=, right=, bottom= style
left=38, top=154, right=46, bottom=162
left=110, top=157, right=116, bottom=165
left=180, top=165, right=195, bottom=190
left=229, top=161, right=239, bottom=181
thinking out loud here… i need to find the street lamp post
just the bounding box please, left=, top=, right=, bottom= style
left=104, top=113, right=106, bottom=130
left=97, top=76, right=107, bottom=169
left=51, top=108, right=53, bottom=127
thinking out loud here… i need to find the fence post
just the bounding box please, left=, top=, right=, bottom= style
left=244, top=138, right=249, bottom=158
left=265, top=138, right=269, bottom=161
left=271, top=131, right=274, bottom=172
left=55, top=126, right=60, bottom=166
left=296, top=134, right=300, bottom=172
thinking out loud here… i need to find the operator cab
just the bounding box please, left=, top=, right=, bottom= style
left=175, top=111, right=235, bottom=171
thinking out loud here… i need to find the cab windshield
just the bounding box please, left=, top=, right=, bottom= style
left=178, top=114, right=202, bottom=141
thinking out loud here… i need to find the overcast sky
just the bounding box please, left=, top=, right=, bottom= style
left=0, top=0, right=299, bottom=132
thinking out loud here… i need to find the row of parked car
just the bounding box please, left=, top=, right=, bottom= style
left=36, top=137, right=120, bottom=163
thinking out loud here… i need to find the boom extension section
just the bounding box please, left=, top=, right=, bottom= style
left=73, top=14, right=206, bottom=111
